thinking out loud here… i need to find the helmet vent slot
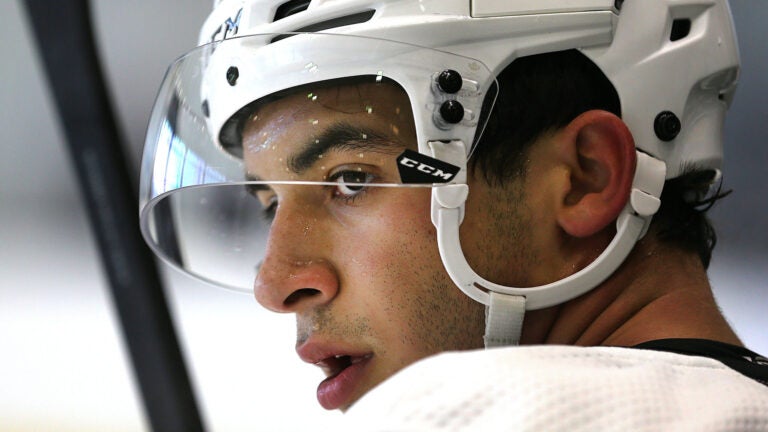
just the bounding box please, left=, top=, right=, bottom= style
left=270, top=10, right=376, bottom=43
left=274, top=0, right=311, bottom=22
left=670, top=18, right=691, bottom=42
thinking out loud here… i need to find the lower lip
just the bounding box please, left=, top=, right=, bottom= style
left=316, top=356, right=371, bottom=410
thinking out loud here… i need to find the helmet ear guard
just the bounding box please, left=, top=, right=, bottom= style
left=430, top=137, right=667, bottom=347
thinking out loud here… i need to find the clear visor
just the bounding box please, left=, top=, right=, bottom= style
left=139, top=33, right=494, bottom=292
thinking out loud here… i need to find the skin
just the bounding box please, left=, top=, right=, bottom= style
left=244, top=81, right=741, bottom=412
left=245, top=82, right=485, bottom=411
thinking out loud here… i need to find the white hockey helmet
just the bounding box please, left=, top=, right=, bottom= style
left=140, top=0, right=739, bottom=346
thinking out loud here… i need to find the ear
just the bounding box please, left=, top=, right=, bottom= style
left=556, top=110, right=636, bottom=238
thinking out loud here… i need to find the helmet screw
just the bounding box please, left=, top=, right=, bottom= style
left=440, top=100, right=464, bottom=124
left=437, top=69, right=463, bottom=94
left=654, top=111, right=681, bottom=141
left=226, top=66, right=239, bottom=86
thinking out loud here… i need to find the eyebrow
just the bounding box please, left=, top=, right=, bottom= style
left=246, top=121, right=403, bottom=183
left=288, top=121, right=402, bottom=174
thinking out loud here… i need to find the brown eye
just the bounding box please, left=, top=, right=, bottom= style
left=330, top=171, right=374, bottom=198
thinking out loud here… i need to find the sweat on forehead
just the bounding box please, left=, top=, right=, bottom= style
left=250, top=78, right=410, bottom=120
left=240, top=79, right=416, bottom=180
left=219, top=76, right=414, bottom=158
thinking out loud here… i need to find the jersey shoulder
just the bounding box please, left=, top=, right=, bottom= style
left=346, top=345, right=768, bottom=431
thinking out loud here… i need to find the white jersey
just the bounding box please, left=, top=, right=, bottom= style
left=345, top=345, right=768, bottom=431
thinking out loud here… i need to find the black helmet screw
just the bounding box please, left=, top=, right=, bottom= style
left=437, top=69, right=463, bottom=94
left=654, top=111, right=682, bottom=141
left=226, top=66, right=239, bottom=86
left=440, top=100, right=465, bottom=124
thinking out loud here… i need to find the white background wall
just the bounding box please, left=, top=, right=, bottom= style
left=1, top=1, right=766, bottom=430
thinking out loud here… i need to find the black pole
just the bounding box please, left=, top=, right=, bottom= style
left=22, top=1, right=206, bottom=431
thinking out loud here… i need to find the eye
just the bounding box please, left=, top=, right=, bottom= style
left=245, top=184, right=277, bottom=221
left=330, top=170, right=375, bottom=199
left=260, top=199, right=277, bottom=221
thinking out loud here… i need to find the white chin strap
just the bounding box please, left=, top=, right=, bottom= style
left=428, top=140, right=667, bottom=348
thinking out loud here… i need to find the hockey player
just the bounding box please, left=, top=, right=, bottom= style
left=140, top=1, right=768, bottom=428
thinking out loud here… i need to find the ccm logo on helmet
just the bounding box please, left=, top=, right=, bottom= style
left=209, top=8, right=242, bottom=43
left=397, top=149, right=460, bottom=184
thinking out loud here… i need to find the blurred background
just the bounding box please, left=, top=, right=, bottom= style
left=1, top=1, right=765, bottom=430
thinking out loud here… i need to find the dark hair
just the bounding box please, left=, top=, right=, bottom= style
left=471, top=49, right=726, bottom=267
left=654, top=169, right=730, bottom=268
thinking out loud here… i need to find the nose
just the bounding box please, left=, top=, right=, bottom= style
left=253, top=204, right=339, bottom=314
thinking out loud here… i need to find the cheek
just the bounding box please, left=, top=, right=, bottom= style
left=333, top=190, right=484, bottom=354
left=460, top=181, right=538, bottom=287
left=338, top=190, right=436, bottom=289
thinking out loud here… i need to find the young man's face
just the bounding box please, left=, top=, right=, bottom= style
left=242, top=81, right=496, bottom=411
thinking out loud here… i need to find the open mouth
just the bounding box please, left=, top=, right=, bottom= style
left=317, top=354, right=371, bottom=378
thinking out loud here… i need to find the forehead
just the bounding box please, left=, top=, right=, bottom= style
left=244, top=80, right=412, bottom=135
left=259, top=79, right=409, bottom=115
left=241, top=80, right=416, bottom=176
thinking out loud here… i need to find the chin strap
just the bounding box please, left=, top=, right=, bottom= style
left=484, top=292, right=526, bottom=347
left=427, top=140, right=667, bottom=348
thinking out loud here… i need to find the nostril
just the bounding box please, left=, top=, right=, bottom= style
left=255, top=260, right=339, bottom=311
left=284, top=288, right=321, bottom=306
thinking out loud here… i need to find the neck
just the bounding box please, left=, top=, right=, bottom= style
left=520, top=235, right=743, bottom=348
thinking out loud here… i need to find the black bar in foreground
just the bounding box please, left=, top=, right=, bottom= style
left=22, top=1, right=205, bottom=431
